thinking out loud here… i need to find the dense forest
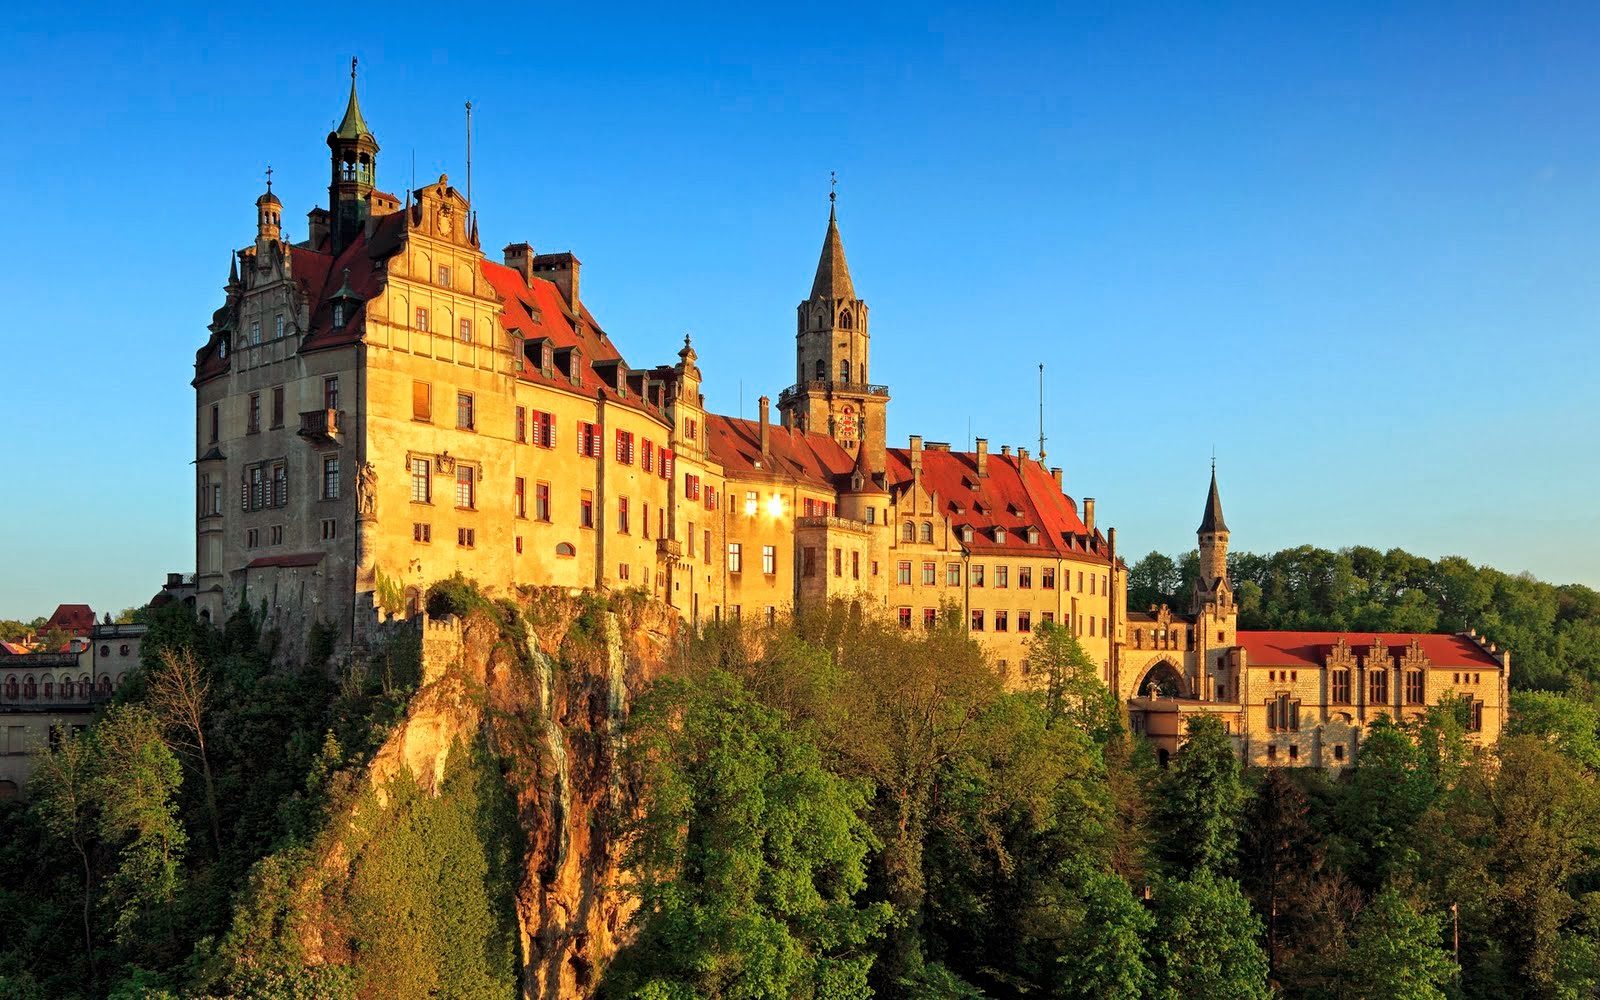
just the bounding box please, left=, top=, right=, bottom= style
left=1, top=544, right=1598, bottom=998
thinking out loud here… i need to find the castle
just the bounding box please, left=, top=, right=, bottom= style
left=191, top=70, right=1508, bottom=766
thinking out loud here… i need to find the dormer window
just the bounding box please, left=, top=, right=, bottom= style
left=960, top=525, right=974, bottom=544
left=1026, top=527, right=1039, bottom=544
left=333, top=303, right=345, bottom=327
left=994, top=526, right=1007, bottom=543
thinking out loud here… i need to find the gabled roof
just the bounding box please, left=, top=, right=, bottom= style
left=883, top=449, right=1106, bottom=562
left=809, top=204, right=855, bottom=301
left=1237, top=631, right=1501, bottom=669
left=706, top=416, right=855, bottom=488
left=45, top=604, right=95, bottom=636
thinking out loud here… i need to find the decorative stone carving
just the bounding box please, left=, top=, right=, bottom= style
left=357, top=462, right=377, bottom=518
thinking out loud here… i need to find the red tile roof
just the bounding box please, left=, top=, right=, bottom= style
left=245, top=553, right=325, bottom=569
left=705, top=416, right=855, bottom=488
left=45, top=604, right=95, bottom=637
left=883, top=449, right=1105, bottom=562
left=1237, top=631, right=1502, bottom=669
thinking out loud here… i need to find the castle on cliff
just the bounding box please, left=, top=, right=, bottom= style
left=191, top=69, right=1508, bottom=766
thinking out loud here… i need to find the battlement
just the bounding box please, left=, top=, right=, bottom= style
left=419, top=612, right=464, bottom=685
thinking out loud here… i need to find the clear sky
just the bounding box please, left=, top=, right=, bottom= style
left=1, top=3, right=1597, bottom=619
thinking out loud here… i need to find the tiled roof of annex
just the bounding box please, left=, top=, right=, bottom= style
left=1236, top=631, right=1502, bottom=670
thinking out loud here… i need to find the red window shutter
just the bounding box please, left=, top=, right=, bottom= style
left=616, top=430, right=625, bottom=462
left=577, top=421, right=586, bottom=455
left=663, top=449, right=674, bottom=481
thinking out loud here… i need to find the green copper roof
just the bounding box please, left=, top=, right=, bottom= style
left=334, top=76, right=373, bottom=142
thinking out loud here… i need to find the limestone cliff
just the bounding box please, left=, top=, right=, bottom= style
left=279, top=588, right=679, bottom=999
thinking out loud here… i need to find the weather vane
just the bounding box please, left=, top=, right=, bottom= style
left=351, top=56, right=358, bottom=80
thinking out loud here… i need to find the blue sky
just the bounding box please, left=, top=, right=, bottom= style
left=1, top=3, right=1597, bottom=618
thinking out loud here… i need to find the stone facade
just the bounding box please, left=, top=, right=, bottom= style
left=191, top=76, right=1508, bottom=766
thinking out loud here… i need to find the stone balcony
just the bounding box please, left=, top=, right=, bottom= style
left=656, top=537, right=684, bottom=562
left=776, top=380, right=890, bottom=408
left=795, top=515, right=874, bottom=534
left=298, top=408, right=341, bottom=442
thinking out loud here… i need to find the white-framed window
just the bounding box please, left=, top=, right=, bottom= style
left=321, top=455, right=340, bottom=500
left=411, top=458, right=431, bottom=503
left=459, top=318, right=472, bottom=343
left=762, top=545, right=776, bottom=575
left=274, top=313, right=285, bottom=339
left=455, top=466, right=475, bottom=509
left=438, top=264, right=451, bottom=286
left=727, top=543, right=743, bottom=573
left=415, top=307, right=429, bottom=331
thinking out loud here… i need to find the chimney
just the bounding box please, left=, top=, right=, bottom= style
left=1018, top=447, right=1029, bottom=463
left=758, top=395, right=770, bottom=454
left=976, top=438, right=989, bottom=477
left=306, top=208, right=330, bottom=249
left=1084, top=497, right=1096, bottom=535
left=1050, top=467, right=1063, bottom=489
left=532, top=251, right=581, bottom=314
left=1001, top=444, right=1011, bottom=457
left=503, top=242, right=535, bottom=284
left=910, top=434, right=923, bottom=486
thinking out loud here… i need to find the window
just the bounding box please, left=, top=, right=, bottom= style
left=432, top=264, right=448, bottom=286
left=413, top=381, right=432, bottom=421
left=455, top=466, right=475, bottom=509
left=802, top=547, right=817, bottom=577
left=1018, top=610, right=1032, bottom=632
left=324, top=376, right=340, bottom=411
left=618, top=563, right=630, bottom=581
left=515, top=406, right=527, bottom=443
left=410, top=458, right=431, bottom=503
left=1368, top=669, right=1389, bottom=706
left=922, top=561, right=936, bottom=585
left=686, top=418, right=698, bottom=441
left=1042, top=567, right=1055, bottom=589
left=246, top=527, right=260, bottom=548
left=920, top=522, right=933, bottom=543
left=947, top=563, right=961, bottom=586
left=1267, top=694, right=1300, bottom=732
left=704, top=529, right=711, bottom=563
left=1266, top=744, right=1278, bottom=762
left=618, top=496, right=630, bottom=534
left=1288, top=745, right=1299, bottom=761
left=898, top=607, right=913, bottom=629
left=660, top=449, right=675, bottom=480
left=333, top=302, right=345, bottom=327
left=834, top=548, right=843, bottom=577
left=1089, top=617, right=1096, bottom=637
left=271, top=386, right=285, bottom=427
left=514, top=477, right=526, bottom=518
left=458, top=317, right=471, bottom=343
left=972, top=565, right=985, bottom=587
left=516, top=535, right=523, bottom=554
left=1405, top=669, right=1424, bottom=705
left=745, top=491, right=759, bottom=516
left=1042, top=611, right=1055, bottom=625
left=1089, top=574, right=1096, bottom=595
left=866, top=507, right=876, bottom=524
left=248, top=393, right=261, bottom=433
left=320, top=518, right=336, bottom=540
left=995, top=611, right=1009, bottom=632
left=996, top=566, right=1009, bottom=588
left=1467, top=699, right=1484, bottom=733
left=275, top=313, right=285, bottom=339
left=897, top=560, right=912, bottom=585
left=413, top=522, right=431, bottom=543
left=456, top=392, right=474, bottom=430
left=902, top=522, right=914, bottom=542
left=1019, top=566, right=1032, bottom=588
left=269, top=524, right=284, bottom=545
left=532, top=410, right=555, bottom=447
left=580, top=490, right=594, bottom=528
left=577, top=421, right=602, bottom=458
left=705, top=486, right=718, bottom=511
left=457, top=527, right=476, bottom=548
left=415, top=307, right=429, bottom=331
left=970, top=610, right=985, bottom=631
left=727, top=543, right=743, bottom=573
left=1331, top=669, right=1350, bottom=705
left=762, top=545, right=777, bottom=575
left=615, top=430, right=635, bottom=464
left=685, top=474, right=701, bottom=500
left=321, top=455, right=340, bottom=499
left=839, top=359, right=850, bottom=382
left=272, top=462, right=287, bottom=506
left=923, top=608, right=938, bottom=629
left=1333, top=744, right=1346, bottom=762
left=209, top=404, right=219, bottom=443
left=852, top=551, right=860, bottom=580
left=250, top=320, right=261, bottom=345
left=1078, top=572, right=1084, bottom=592
left=535, top=482, right=551, bottom=521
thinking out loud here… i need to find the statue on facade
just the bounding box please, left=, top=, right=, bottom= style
left=357, top=461, right=377, bottom=517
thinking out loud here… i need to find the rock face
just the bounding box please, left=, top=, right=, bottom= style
left=336, top=589, right=679, bottom=998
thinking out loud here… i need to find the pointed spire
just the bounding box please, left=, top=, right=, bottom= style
left=1199, top=467, right=1228, bottom=534
left=228, top=253, right=239, bottom=287
left=809, top=176, right=855, bottom=301
left=335, top=56, right=373, bottom=141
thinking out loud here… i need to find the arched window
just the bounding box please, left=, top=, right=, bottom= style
left=22, top=675, right=36, bottom=699
left=840, top=310, right=853, bottom=329
left=902, top=522, right=915, bottom=542
left=97, top=676, right=112, bottom=694
left=120, top=645, right=130, bottom=657
left=555, top=542, right=577, bottom=557
left=78, top=674, right=90, bottom=698
left=3, top=675, right=16, bottom=699
left=839, top=359, right=850, bottom=383
left=814, top=359, right=825, bottom=381
left=815, top=312, right=826, bottom=330
left=920, top=522, right=933, bottom=543
left=100, top=645, right=110, bottom=657
left=41, top=675, right=53, bottom=700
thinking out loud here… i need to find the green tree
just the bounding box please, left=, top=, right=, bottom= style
left=1055, top=866, right=1154, bottom=1000
left=1154, top=715, right=1246, bottom=874
left=93, top=705, right=188, bottom=945
left=30, top=730, right=100, bottom=975
left=1510, top=690, right=1600, bottom=770
left=607, top=671, right=889, bottom=1000
left=1335, top=718, right=1435, bottom=888
left=1149, top=869, right=1271, bottom=1000
left=1128, top=552, right=1183, bottom=613
left=1026, top=620, right=1122, bottom=741
left=1335, top=886, right=1456, bottom=1000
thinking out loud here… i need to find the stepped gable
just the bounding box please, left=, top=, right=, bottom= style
left=705, top=414, right=855, bottom=489
left=883, top=448, right=1104, bottom=560
left=1237, top=631, right=1502, bottom=669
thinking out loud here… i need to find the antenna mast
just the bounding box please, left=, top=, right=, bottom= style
left=465, top=101, right=473, bottom=211
left=1038, top=363, right=1047, bottom=462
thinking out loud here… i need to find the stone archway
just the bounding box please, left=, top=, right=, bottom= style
left=1135, top=660, right=1188, bottom=698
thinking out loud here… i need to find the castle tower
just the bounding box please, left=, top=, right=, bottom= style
left=255, top=176, right=282, bottom=248
left=327, top=58, right=379, bottom=253
left=777, top=189, right=889, bottom=470
left=1194, top=466, right=1232, bottom=615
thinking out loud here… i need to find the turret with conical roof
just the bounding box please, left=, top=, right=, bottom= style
left=779, top=182, right=888, bottom=470
left=1193, top=466, right=1233, bottom=615
left=327, top=58, right=380, bottom=253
